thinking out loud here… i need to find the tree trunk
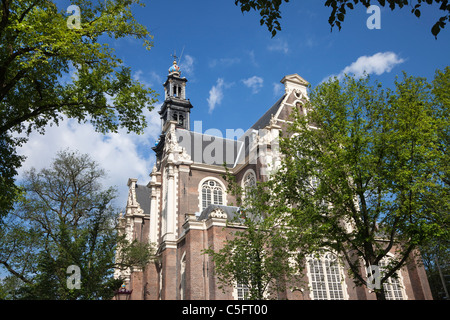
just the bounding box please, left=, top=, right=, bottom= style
left=375, top=289, right=386, bottom=300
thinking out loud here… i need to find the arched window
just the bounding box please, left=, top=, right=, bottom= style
left=178, top=114, right=184, bottom=126
left=172, top=112, right=185, bottom=127
left=241, top=169, right=256, bottom=200
left=307, top=252, right=347, bottom=300
left=295, top=101, right=304, bottom=115
left=243, top=170, right=256, bottom=189
left=201, top=180, right=224, bottom=211
left=378, top=257, right=406, bottom=300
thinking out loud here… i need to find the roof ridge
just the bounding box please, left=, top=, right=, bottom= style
left=177, top=128, right=244, bottom=143
left=250, top=93, right=286, bottom=130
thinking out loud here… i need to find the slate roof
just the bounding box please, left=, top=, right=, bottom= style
left=198, top=204, right=241, bottom=221
left=176, top=129, right=243, bottom=168
left=250, top=94, right=286, bottom=130
left=135, top=184, right=151, bottom=215
left=174, top=94, right=286, bottom=169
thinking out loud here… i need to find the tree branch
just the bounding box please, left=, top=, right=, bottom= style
left=18, top=0, right=41, bottom=24
left=0, top=259, right=32, bottom=284
left=381, top=243, right=415, bottom=283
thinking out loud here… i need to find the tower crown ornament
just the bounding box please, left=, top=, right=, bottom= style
left=168, top=57, right=181, bottom=75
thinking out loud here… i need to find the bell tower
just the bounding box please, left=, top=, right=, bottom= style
left=159, top=56, right=193, bottom=131
left=153, top=56, right=194, bottom=168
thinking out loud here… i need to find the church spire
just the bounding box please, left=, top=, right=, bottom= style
left=153, top=55, right=194, bottom=163
left=169, top=52, right=181, bottom=76
left=163, top=54, right=187, bottom=101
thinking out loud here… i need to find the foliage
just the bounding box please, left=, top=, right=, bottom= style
left=268, top=69, right=449, bottom=299
left=207, top=68, right=449, bottom=300
left=115, top=239, right=155, bottom=272
left=325, top=0, right=449, bottom=37
left=420, top=240, right=450, bottom=299
left=203, top=170, right=300, bottom=300
left=0, top=0, right=157, bottom=219
left=234, top=0, right=290, bottom=37
left=0, top=149, right=154, bottom=299
left=0, top=275, right=28, bottom=300
left=234, top=0, right=450, bottom=37
left=420, top=66, right=450, bottom=300
left=0, top=133, right=25, bottom=221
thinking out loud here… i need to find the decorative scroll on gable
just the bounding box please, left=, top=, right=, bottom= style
left=163, top=121, right=192, bottom=164
left=126, top=178, right=145, bottom=217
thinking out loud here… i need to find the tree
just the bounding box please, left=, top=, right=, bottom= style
left=208, top=69, right=449, bottom=300
left=234, top=0, right=289, bottom=37
left=204, top=171, right=299, bottom=300
left=0, top=0, right=157, bottom=219
left=234, top=0, right=450, bottom=37
left=420, top=66, right=450, bottom=300
left=0, top=149, right=154, bottom=299
left=420, top=238, right=450, bottom=299
left=267, top=69, right=449, bottom=300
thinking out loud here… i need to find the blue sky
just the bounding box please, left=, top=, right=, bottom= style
left=17, top=0, right=450, bottom=209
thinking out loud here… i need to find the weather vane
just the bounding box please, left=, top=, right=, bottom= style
left=171, top=51, right=178, bottom=63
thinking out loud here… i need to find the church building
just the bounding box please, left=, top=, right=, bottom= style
left=114, top=59, right=433, bottom=300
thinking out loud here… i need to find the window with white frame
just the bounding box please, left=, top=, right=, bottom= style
left=242, top=170, right=256, bottom=200
left=201, top=180, right=224, bottom=211
left=243, top=170, right=256, bottom=189
left=379, top=258, right=406, bottom=300
left=308, top=252, right=346, bottom=300
left=235, top=283, right=250, bottom=300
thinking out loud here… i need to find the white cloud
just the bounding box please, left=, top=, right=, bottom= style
left=149, top=71, right=163, bottom=86
left=208, top=57, right=241, bottom=68
left=324, top=52, right=405, bottom=82
left=133, top=69, right=150, bottom=87
left=180, top=54, right=194, bottom=75
left=207, top=78, right=225, bottom=114
left=267, top=38, right=289, bottom=54
left=242, top=76, right=264, bottom=94
left=15, top=106, right=162, bottom=210
left=246, top=50, right=259, bottom=67
left=341, top=52, right=404, bottom=77
left=273, top=82, right=284, bottom=97
left=133, top=69, right=162, bottom=88
left=304, top=37, right=318, bottom=48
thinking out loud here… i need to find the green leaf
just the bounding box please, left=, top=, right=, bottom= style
left=431, top=22, right=441, bottom=37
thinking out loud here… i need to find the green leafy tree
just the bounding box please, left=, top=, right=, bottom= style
left=234, top=0, right=289, bottom=37
left=268, top=69, right=449, bottom=300
left=420, top=240, right=450, bottom=299
left=234, top=0, right=449, bottom=37
left=204, top=172, right=299, bottom=300
left=0, top=0, right=157, bottom=219
left=208, top=69, right=449, bottom=300
left=0, top=150, right=154, bottom=299
left=0, top=275, right=30, bottom=299
left=420, top=66, right=450, bottom=300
